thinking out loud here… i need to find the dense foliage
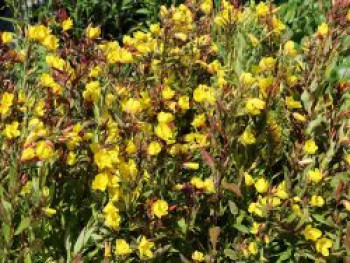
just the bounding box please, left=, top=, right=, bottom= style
left=3, top=0, right=184, bottom=38
left=0, top=0, right=349, bottom=262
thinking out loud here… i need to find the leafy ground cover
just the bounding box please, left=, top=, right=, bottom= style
left=0, top=0, right=349, bottom=262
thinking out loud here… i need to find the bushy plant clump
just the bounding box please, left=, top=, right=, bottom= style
left=0, top=1, right=349, bottom=262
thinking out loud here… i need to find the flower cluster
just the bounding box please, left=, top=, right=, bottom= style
left=0, top=1, right=349, bottom=262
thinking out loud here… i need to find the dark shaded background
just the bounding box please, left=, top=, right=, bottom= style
left=0, top=0, right=14, bottom=31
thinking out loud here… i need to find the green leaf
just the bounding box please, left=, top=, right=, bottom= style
left=2, top=223, right=11, bottom=243
left=73, top=225, right=96, bottom=255
left=277, top=248, right=292, bottom=262
left=233, top=223, right=249, bottom=234
left=24, top=252, right=32, bottom=263
left=301, top=90, right=312, bottom=114
left=306, top=115, right=324, bottom=135
left=228, top=201, right=239, bottom=215
left=135, top=8, right=151, bottom=15
left=312, top=214, right=335, bottom=227
left=15, top=217, right=31, bottom=236
left=177, top=218, right=187, bottom=235
left=224, top=249, right=237, bottom=260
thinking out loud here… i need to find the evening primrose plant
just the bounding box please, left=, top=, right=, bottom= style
left=0, top=0, right=349, bottom=262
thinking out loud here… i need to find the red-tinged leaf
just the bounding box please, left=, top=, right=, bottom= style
left=221, top=179, right=242, bottom=197
left=201, top=149, right=215, bottom=170
left=345, top=225, right=350, bottom=249
left=335, top=180, right=344, bottom=203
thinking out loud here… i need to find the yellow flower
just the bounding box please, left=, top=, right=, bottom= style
left=115, top=239, right=132, bottom=256
left=264, top=235, right=270, bottom=244
left=152, top=199, right=169, bottom=218
left=92, top=172, right=109, bottom=191
left=292, top=204, right=302, bottom=216
left=240, top=72, right=255, bottom=86
left=269, top=196, right=281, bottom=207
left=150, top=23, right=161, bottom=35
left=315, top=237, right=333, bottom=257
left=103, top=202, right=121, bottom=230
left=304, top=140, right=318, bottom=155
left=184, top=162, right=199, bottom=170
left=254, top=178, right=269, bottom=194
left=34, top=100, right=46, bottom=117
left=193, top=85, right=216, bottom=104
left=287, top=75, right=298, bottom=86
left=27, top=25, right=50, bottom=41
left=240, top=130, right=256, bottom=145
left=256, top=2, right=269, bottom=17
left=203, top=178, right=215, bottom=193
left=67, top=151, right=77, bottom=166
left=244, top=173, right=255, bottom=186
left=207, top=60, right=222, bottom=74
left=42, top=34, right=59, bottom=50
left=192, top=251, right=205, bottom=262
left=155, top=123, right=174, bottom=142
left=62, top=17, right=73, bottom=32
left=94, top=149, right=118, bottom=170
left=85, top=25, right=101, bottom=39
left=157, top=111, right=175, bottom=123
left=245, top=98, right=266, bottom=115
left=36, top=141, right=55, bottom=160
left=83, top=81, right=100, bottom=102
left=284, top=41, right=297, bottom=57
left=21, top=147, right=36, bottom=161
left=214, top=15, right=226, bottom=27
left=162, top=86, right=175, bottom=100
left=347, top=9, right=350, bottom=21
left=43, top=207, right=57, bottom=216
left=248, top=202, right=263, bottom=217
left=45, top=54, right=65, bottom=70
left=303, top=225, right=322, bottom=241
left=1, top=32, right=13, bottom=44
left=293, top=196, right=301, bottom=203
left=257, top=77, right=274, bottom=97
left=117, top=48, right=134, bottom=63
left=122, top=98, right=142, bottom=114
left=259, top=57, right=276, bottom=71
left=191, top=177, right=204, bottom=189
left=317, top=22, right=329, bottom=36
left=89, top=65, right=102, bottom=78
left=308, top=168, right=322, bottom=184
left=0, top=92, right=14, bottom=116
left=148, top=141, right=162, bottom=156
left=275, top=181, right=289, bottom=199
left=250, top=222, right=260, bottom=235
left=126, top=140, right=137, bottom=155
left=138, top=236, right=154, bottom=259
left=345, top=154, right=350, bottom=165
left=3, top=121, right=21, bottom=139
left=248, top=34, right=260, bottom=46
left=293, top=112, right=306, bottom=123
left=272, top=16, right=286, bottom=34
left=178, top=95, right=190, bottom=110
left=285, top=96, right=302, bottom=109
left=105, top=210, right=121, bottom=230
left=200, top=0, right=213, bottom=14
left=191, top=114, right=206, bottom=128
left=310, top=195, right=325, bottom=207
left=42, top=187, right=50, bottom=198
left=40, top=73, right=55, bottom=87
left=248, top=241, right=258, bottom=255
